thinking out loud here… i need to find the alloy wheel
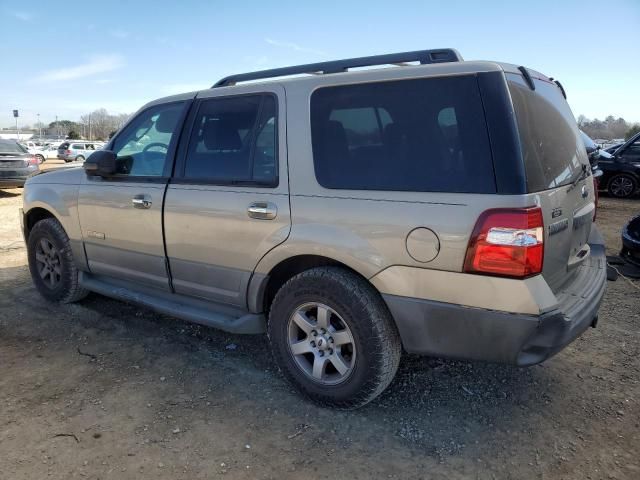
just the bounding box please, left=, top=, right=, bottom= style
left=34, top=238, right=62, bottom=288
left=287, top=302, right=356, bottom=385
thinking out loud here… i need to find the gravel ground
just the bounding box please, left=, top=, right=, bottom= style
left=0, top=181, right=639, bottom=480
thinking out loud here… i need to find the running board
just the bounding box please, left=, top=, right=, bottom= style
left=79, top=272, right=266, bottom=334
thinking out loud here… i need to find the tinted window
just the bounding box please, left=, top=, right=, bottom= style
left=507, top=74, right=588, bottom=192
left=0, top=140, right=27, bottom=153
left=184, top=94, right=277, bottom=185
left=59, top=142, right=69, bottom=150
left=621, top=138, right=640, bottom=159
left=310, top=75, right=495, bottom=193
left=112, top=102, right=184, bottom=177
left=72, top=144, right=84, bottom=149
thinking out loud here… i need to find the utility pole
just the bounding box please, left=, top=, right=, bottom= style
left=89, top=113, right=92, bottom=141
left=37, top=113, right=41, bottom=140
left=13, top=109, right=19, bottom=141
left=55, top=115, right=58, bottom=138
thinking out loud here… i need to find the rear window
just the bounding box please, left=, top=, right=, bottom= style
left=0, top=140, right=27, bottom=153
left=59, top=142, right=69, bottom=149
left=310, top=75, right=496, bottom=193
left=507, top=74, right=588, bottom=192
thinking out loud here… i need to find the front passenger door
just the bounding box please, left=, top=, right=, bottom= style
left=78, top=100, right=189, bottom=290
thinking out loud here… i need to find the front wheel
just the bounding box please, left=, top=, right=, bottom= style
left=608, top=174, right=637, bottom=198
left=268, top=267, right=401, bottom=409
left=27, top=218, right=89, bottom=303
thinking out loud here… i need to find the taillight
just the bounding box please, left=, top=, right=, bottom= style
left=464, top=207, right=544, bottom=278
left=66, top=150, right=72, bottom=155
left=28, top=155, right=38, bottom=166
left=593, top=176, right=599, bottom=221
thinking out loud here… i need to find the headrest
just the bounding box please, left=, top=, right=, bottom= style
left=203, top=121, right=242, bottom=150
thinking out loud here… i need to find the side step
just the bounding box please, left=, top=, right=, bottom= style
left=79, top=272, right=266, bottom=334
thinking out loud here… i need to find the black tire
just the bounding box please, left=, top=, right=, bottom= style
left=608, top=174, right=637, bottom=198
left=75, top=155, right=85, bottom=163
left=35, top=154, right=45, bottom=164
left=268, top=266, right=401, bottom=409
left=27, top=218, right=89, bottom=303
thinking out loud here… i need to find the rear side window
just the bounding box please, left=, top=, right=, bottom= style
left=59, top=143, right=69, bottom=149
left=507, top=74, right=588, bottom=192
left=72, top=144, right=84, bottom=149
left=310, top=75, right=495, bottom=193
left=183, top=94, right=277, bottom=185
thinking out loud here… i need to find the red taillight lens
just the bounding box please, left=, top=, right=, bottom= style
left=28, top=155, right=38, bottom=166
left=464, top=207, right=544, bottom=278
left=66, top=150, right=72, bottom=155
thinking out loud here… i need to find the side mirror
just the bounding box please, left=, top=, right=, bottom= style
left=83, top=150, right=117, bottom=177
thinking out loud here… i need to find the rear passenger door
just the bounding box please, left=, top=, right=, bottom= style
left=164, top=86, right=290, bottom=307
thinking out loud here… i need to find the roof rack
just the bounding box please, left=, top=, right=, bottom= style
left=212, top=48, right=463, bottom=88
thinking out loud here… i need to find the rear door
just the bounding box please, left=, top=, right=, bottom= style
left=164, top=85, right=290, bottom=307
left=507, top=74, right=595, bottom=291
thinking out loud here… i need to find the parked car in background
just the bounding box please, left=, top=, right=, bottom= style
left=0, top=139, right=39, bottom=188
left=39, top=145, right=61, bottom=161
left=604, top=143, right=624, bottom=154
left=57, top=141, right=103, bottom=163
left=597, top=132, right=640, bottom=198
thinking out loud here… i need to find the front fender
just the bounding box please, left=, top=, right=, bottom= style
left=23, top=181, right=87, bottom=271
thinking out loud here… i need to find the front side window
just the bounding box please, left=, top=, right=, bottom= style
left=310, top=75, right=495, bottom=193
left=112, top=102, right=184, bottom=177
left=183, top=94, right=277, bottom=185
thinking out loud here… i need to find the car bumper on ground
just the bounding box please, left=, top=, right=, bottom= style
left=384, top=227, right=607, bottom=366
left=0, top=177, right=28, bottom=188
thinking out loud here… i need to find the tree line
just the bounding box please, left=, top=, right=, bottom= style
left=49, top=109, right=131, bottom=141
left=577, top=115, right=640, bottom=141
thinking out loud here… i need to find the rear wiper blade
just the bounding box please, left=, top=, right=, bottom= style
left=570, top=164, right=589, bottom=188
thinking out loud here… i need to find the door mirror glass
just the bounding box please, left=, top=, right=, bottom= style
left=84, top=150, right=117, bottom=177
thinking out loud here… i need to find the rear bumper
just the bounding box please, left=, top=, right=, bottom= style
left=0, top=177, right=27, bottom=187
left=384, top=227, right=607, bottom=366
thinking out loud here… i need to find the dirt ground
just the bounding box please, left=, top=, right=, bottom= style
left=1, top=167, right=639, bottom=479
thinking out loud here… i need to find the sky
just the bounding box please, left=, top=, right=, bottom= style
left=1, top=0, right=639, bottom=128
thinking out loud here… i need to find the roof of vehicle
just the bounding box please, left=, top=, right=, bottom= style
left=141, top=49, right=554, bottom=110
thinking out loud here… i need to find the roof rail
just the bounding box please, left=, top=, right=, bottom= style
left=212, top=48, right=463, bottom=88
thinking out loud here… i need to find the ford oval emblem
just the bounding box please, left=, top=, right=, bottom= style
left=581, top=185, right=588, bottom=198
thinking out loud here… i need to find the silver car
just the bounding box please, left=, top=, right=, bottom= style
left=57, top=141, right=102, bottom=163
left=21, top=49, right=606, bottom=408
left=0, top=139, right=39, bottom=188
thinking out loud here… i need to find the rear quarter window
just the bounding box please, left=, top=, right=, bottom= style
left=310, top=75, right=496, bottom=193
left=507, top=74, right=588, bottom=192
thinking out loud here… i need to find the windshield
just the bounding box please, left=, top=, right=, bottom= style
left=0, top=140, right=27, bottom=154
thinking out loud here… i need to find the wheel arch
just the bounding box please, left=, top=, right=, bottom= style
left=248, top=254, right=375, bottom=315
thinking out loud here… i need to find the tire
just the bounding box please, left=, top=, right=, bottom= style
left=35, top=154, right=44, bottom=164
left=27, top=218, right=89, bottom=303
left=75, top=155, right=85, bottom=163
left=608, top=174, right=637, bottom=198
left=268, top=266, right=401, bottom=409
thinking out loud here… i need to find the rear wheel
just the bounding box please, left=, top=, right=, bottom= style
left=35, top=154, right=44, bottom=163
left=608, top=174, right=637, bottom=198
left=268, top=267, right=401, bottom=408
left=75, top=155, right=85, bottom=163
left=27, top=218, right=88, bottom=303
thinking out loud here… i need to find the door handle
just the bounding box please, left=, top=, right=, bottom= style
left=247, top=202, right=277, bottom=220
left=132, top=194, right=152, bottom=209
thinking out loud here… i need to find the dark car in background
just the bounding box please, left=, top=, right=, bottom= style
left=598, top=132, right=640, bottom=198
left=0, top=139, right=40, bottom=189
